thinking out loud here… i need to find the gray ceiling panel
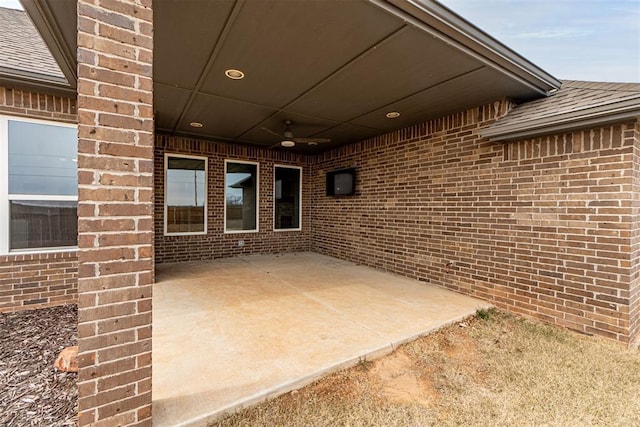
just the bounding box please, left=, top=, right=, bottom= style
left=154, top=84, right=192, bottom=131
left=177, top=93, right=277, bottom=140
left=198, top=0, right=404, bottom=108
left=154, top=0, right=236, bottom=88
left=287, top=26, right=482, bottom=122
left=353, top=67, right=529, bottom=130
left=311, top=123, right=384, bottom=147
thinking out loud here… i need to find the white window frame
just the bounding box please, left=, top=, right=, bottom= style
left=273, top=164, right=302, bottom=232
left=164, top=153, right=208, bottom=236
left=224, top=159, right=259, bottom=234
left=0, top=115, right=78, bottom=255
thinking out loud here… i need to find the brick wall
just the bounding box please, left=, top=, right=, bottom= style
left=0, top=86, right=77, bottom=122
left=311, top=100, right=639, bottom=345
left=0, top=251, right=77, bottom=313
left=154, top=135, right=311, bottom=264
left=76, top=0, right=154, bottom=425
left=0, top=85, right=78, bottom=313
left=630, top=120, right=640, bottom=347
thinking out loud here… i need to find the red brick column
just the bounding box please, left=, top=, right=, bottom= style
left=76, top=1, right=154, bottom=425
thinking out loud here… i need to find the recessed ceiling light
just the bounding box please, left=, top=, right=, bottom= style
left=190, top=122, right=204, bottom=128
left=386, top=111, right=400, bottom=119
left=225, top=69, right=245, bottom=80
left=281, top=140, right=295, bottom=148
left=308, top=141, right=318, bottom=146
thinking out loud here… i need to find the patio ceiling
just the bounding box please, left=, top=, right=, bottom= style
left=23, top=0, right=561, bottom=153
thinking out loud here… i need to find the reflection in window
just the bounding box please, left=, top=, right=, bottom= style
left=6, top=119, right=77, bottom=251
left=274, top=166, right=301, bottom=230
left=165, top=155, right=207, bottom=234
left=9, top=121, right=77, bottom=196
left=225, top=161, right=258, bottom=232
left=10, top=201, right=78, bottom=250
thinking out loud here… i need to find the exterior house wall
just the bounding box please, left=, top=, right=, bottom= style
left=311, top=100, right=639, bottom=345
left=0, top=85, right=78, bottom=313
left=154, top=135, right=311, bottom=264
left=1, top=82, right=638, bottom=348
left=0, top=81, right=638, bottom=350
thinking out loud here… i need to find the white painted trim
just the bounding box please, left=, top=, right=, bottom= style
left=273, top=164, right=302, bottom=232
left=164, top=153, right=208, bottom=237
left=0, top=115, right=77, bottom=255
left=9, top=247, right=79, bottom=256
left=224, top=159, right=260, bottom=234
left=0, top=114, right=77, bottom=129
left=0, top=117, right=8, bottom=254
left=224, top=229, right=260, bottom=235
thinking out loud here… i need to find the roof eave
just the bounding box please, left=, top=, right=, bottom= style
left=0, top=66, right=76, bottom=97
left=377, top=0, right=562, bottom=96
left=22, top=0, right=560, bottom=100
left=482, top=100, right=640, bottom=142
left=20, top=0, right=77, bottom=89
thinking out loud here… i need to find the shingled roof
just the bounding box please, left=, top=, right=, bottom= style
left=483, top=80, right=640, bottom=141
left=0, top=6, right=67, bottom=89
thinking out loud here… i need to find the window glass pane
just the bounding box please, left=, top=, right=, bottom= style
left=226, top=162, right=257, bottom=231
left=8, top=121, right=77, bottom=196
left=166, top=156, right=206, bottom=234
left=10, top=200, right=78, bottom=250
left=275, top=167, right=300, bottom=230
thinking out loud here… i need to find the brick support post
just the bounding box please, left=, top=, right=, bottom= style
left=76, top=1, right=154, bottom=425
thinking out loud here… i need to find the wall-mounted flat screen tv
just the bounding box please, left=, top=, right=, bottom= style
left=326, top=168, right=356, bottom=196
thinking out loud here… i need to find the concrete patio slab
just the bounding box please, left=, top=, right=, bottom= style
left=152, top=252, right=490, bottom=426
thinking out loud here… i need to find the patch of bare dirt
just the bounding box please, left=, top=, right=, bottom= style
left=367, top=350, right=436, bottom=407
left=311, top=369, right=366, bottom=402
left=0, top=305, right=77, bottom=426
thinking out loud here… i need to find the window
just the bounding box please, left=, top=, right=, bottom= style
left=225, top=160, right=258, bottom=233
left=164, top=154, right=207, bottom=235
left=0, top=117, right=78, bottom=253
left=274, top=165, right=301, bottom=231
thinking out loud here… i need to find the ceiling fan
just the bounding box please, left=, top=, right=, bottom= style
left=261, top=120, right=331, bottom=148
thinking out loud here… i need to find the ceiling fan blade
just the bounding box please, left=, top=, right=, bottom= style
left=260, top=127, right=283, bottom=138
left=293, top=137, right=332, bottom=144
left=268, top=141, right=284, bottom=149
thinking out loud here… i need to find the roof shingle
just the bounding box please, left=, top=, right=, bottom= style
left=484, top=80, right=640, bottom=141
left=0, top=6, right=65, bottom=80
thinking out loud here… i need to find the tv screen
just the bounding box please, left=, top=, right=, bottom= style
left=334, top=173, right=353, bottom=195
left=326, top=168, right=355, bottom=196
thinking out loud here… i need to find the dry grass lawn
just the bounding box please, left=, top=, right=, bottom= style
left=212, top=309, right=640, bottom=427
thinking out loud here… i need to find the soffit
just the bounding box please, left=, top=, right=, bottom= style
left=23, top=0, right=561, bottom=153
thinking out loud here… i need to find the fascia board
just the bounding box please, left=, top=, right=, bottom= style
left=377, top=0, right=561, bottom=96
left=20, top=0, right=77, bottom=89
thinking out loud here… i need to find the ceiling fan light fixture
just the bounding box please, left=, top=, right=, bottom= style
left=281, top=140, right=295, bottom=148
left=225, top=69, right=245, bottom=80
left=308, top=141, right=318, bottom=146
left=386, top=111, right=400, bottom=119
